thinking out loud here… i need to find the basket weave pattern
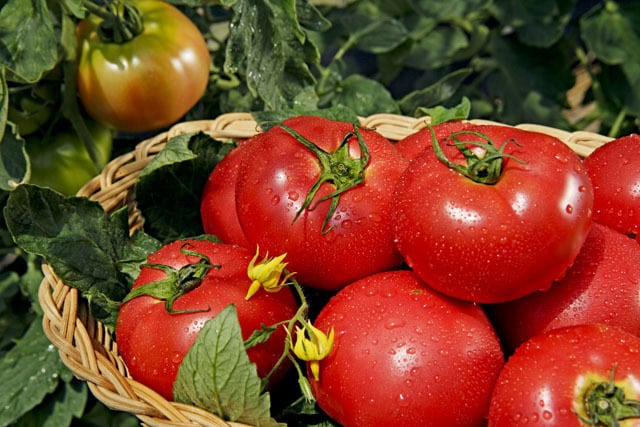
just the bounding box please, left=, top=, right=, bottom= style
left=38, top=113, right=612, bottom=426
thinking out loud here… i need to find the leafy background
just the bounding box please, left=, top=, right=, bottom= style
left=1, top=0, right=639, bottom=425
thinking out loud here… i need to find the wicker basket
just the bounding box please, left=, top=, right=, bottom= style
left=37, top=112, right=613, bottom=426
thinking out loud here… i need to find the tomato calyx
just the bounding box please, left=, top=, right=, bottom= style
left=278, top=122, right=371, bottom=234
left=83, top=0, right=143, bottom=44
left=578, top=367, right=640, bottom=426
left=121, top=244, right=219, bottom=314
left=429, top=126, right=525, bottom=185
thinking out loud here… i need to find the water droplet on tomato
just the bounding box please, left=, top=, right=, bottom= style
left=565, top=204, right=573, bottom=214
left=341, top=220, right=353, bottom=229
left=287, top=191, right=299, bottom=201
left=385, top=319, right=406, bottom=330
left=271, top=195, right=280, bottom=205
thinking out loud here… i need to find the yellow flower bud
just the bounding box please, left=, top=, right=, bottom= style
left=245, top=246, right=295, bottom=300
left=291, top=320, right=334, bottom=381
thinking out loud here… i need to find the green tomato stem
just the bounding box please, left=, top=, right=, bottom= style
left=429, top=125, right=526, bottom=185
left=278, top=122, right=371, bottom=234
left=83, top=0, right=144, bottom=44
left=579, top=366, right=640, bottom=426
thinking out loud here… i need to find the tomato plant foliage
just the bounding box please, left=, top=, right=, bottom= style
left=2, top=0, right=640, bottom=425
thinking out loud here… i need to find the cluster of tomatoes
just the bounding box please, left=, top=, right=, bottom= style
left=116, top=116, right=640, bottom=426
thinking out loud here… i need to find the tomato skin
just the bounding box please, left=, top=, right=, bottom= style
left=488, top=222, right=640, bottom=353
left=234, top=116, right=409, bottom=291
left=200, top=141, right=251, bottom=248
left=488, top=324, right=640, bottom=427
left=115, top=239, right=298, bottom=400
left=76, top=0, right=211, bottom=133
left=26, top=120, right=113, bottom=196
left=394, top=124, right=594, bottom=303
left=583, top=134, right=640, bottom=239
left=310, top=270, right=504, bottom=427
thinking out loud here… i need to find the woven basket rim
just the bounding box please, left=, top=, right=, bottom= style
left=37, top=112, right=613, bottom=426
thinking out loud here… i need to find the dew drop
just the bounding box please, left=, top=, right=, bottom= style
left=565, top=204, right=573, bottom=214
left=288, top=191, right=299, bottom=201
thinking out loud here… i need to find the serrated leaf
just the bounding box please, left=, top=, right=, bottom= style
left=0, top=0, right=59, bottom=83
left=135, top=132, right=233, bottom=242
left=0, top=319, right=68, bottom=427
left=417, top=96, right=471, bottom=124
left=224, top=0, right=320, bottom=111
left=4, top=185, right=159, bottom=328
left=174, top=305, right=285, bottom=427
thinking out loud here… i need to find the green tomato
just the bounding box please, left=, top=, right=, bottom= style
left=25, top=121, right=113, bottom=196
left=76, top=0, right=211, bottom=133
left=8, top=82, right=59, bottom=136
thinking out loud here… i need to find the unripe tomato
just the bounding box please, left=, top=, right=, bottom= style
left=25, top=119, right=113, bottom=196
left=76, top=0, right=211, bottom=133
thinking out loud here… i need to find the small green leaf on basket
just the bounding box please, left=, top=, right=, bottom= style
left=135, top=131, right=233, bottom=243
left=173, top=305, right=285, bottom=427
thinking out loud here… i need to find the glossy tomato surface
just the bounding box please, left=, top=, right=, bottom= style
left=488, top=222, right=640, bottom=353
left=310, top=270, right=504, bottom=427
left=394, top=124, right=594, bottom=303
left=234, top=116, right=409, bottom=291
left=488, top=324, right=640, bottom=426
left=584, top=133, right=640, bottom=239
left=200, top=140, right=251, bottom=248
left=76, top=0, right=210, bottom=133
left=115, top=239, right=298, bottom=400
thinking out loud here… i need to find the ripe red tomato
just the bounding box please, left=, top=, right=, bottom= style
left=394, top=123, right=594, bottom=303
left=309, top=270, right=504, bottom=427
left=488, top=324, right=640, bottom=426
left=488, top=222, right=640, bottom=353
left=232, top=116, right=409, bottom=291
left=115, top=239, right=298, bottom=400
left=200, top=141, right=251, bottom=248
left=583, top=133, right=640, bottom=239
left=76, top=0, right=211, bottom=133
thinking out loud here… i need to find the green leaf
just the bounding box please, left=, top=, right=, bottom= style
left=331, top=75, right=400, bottom=116
left=580, top=1, right=640, bottom=117
left=483, top=32, right=573, bottom=127
left=4, top=185, right=159, bottom=328
left=399, top=68, right=472, bottom=116
left=15, top=380, right=87, bottom=427
left=417, top=96, right=472, bottom=124
left=491, top=0, right=576, bottom=47
left=0, top=73, right=28, bottom=191
left=135, top=132, right=233, bottom=243
left=0, top=319, right=69, bottom=427
left=346, top=15, right=409, bottom=54
left=174, top=305, right=285, bottom=427
left=224, top=0, right=321, bottom=110
left=411, top=0, right=490, bottom=20
left=404, top=25, right=470, bottom=70
left=252, top=105, right=359, bottom=128
left=0, top=0, right=59, bottom=83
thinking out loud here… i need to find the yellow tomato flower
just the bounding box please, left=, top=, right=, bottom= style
left=245, top=246, right=295, bottom=300
left=291, top=320, right=335, bottom=381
